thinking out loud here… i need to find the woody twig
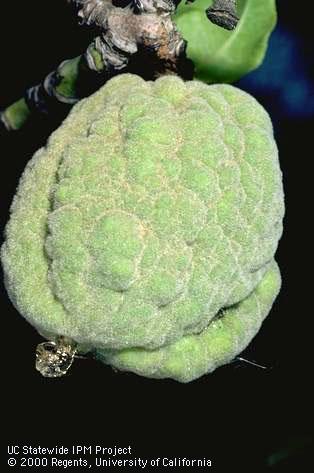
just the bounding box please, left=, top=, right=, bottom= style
left=0, top=0, right=239, bottom=133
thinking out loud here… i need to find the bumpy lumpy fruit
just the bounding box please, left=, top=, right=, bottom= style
left=1, top=74, right=284, bottom=382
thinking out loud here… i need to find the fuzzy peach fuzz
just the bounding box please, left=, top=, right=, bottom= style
left=1, top=74, right=284, bottom=382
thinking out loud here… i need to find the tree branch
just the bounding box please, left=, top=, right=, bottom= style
left=1, top=0, right=192, bottom=133
left=1, top=0, right=239, bottom=134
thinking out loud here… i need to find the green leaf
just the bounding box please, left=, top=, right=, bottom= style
left=174, top=0, right=277, bottom=83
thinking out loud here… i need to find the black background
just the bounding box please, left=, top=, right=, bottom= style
left=1, top=1, right=313, bottom=471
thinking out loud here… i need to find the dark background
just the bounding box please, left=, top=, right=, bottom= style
left=1, top=1, right=313, bottom=471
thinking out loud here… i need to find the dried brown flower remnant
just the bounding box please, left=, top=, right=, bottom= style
left=206, top=0, right=239, bottom=30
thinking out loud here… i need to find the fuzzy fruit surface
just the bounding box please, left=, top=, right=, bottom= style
left=1, top=74, right=284, bottom=382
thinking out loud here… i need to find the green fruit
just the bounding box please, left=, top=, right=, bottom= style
left=1, top=74, right=284, bottom=382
